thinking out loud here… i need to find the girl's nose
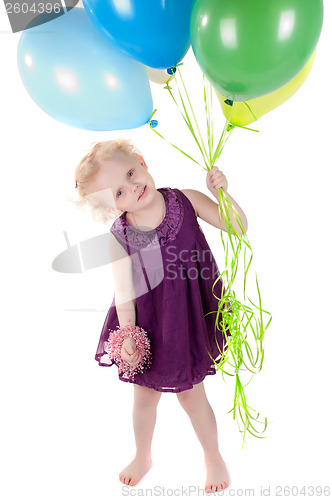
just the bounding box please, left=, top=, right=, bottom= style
left=132, top=184, right=140, bottom=198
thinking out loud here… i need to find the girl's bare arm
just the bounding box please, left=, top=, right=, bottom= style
left=109, top=232, right=136, bottom=330
left=181, top=166, right=248, bottom=235
left=181, top=188, right=248, bottom=235
left=109, top=233, right=141, bottom=367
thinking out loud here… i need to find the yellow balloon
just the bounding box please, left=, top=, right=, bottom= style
left=217, top=49, right=316, bottom=127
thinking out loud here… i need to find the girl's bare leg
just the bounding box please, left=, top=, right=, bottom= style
left=176, top=381, right=230, bottom=492
left=119, top=384, right=162, bottom=486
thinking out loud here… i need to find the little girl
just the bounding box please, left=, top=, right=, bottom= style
left=73, top=138, right=248, bottom=493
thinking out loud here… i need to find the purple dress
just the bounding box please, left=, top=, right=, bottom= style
left=95, top=187, right=231, bottom=393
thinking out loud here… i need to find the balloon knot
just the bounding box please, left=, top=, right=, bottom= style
left=224, top=99, right=233, bottom=106
left=149, top=119, right=158, bottom=128
left=167, top=67, right=177, bottom=75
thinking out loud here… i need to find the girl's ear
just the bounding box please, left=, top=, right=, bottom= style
left=107, top=207, right=123, bottom=217
left=135, top=154, right=147, bottom=169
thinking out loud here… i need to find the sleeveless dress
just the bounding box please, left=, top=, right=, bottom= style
left=95, top=187, right=232, bottom=393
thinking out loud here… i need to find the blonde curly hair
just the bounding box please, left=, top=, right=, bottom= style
left=68, top=137, right=142, bottom=225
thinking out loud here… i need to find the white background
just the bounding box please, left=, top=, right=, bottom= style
left=1, top=1, right=331, bottom=499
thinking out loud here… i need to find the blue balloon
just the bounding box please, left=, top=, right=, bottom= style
left=82, top=0, right=194, bottom=69
left=17, top=7, right=153, bottom=131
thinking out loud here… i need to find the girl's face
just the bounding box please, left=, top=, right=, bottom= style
left=84, top=151, right=155, bottom=216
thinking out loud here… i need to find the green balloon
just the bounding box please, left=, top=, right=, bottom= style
left=190, top=0, right=324, bottom=101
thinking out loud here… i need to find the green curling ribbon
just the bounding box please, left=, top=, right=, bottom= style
left=148, top=65, right=272, bottom=448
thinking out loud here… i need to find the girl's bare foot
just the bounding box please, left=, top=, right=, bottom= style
left=204, top=454, right=230, bottom=492
left=119, top=455, right=152, bottom=486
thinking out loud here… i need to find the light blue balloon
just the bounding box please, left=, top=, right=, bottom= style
left=17, top=7, right=153, bottom=131
left=82, top=0, right=194, bottom=69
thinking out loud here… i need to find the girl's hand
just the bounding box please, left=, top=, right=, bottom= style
left=121, top=337, right=142, bottom=368
left=206, top=166, right=228, bottom=195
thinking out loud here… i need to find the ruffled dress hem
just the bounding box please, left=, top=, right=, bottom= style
left=117, top=369, right=218, bottom=393
left=94, top=352, right=223, bottom=393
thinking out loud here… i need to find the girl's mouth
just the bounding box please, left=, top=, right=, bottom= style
left=138, top=185, right=147, bottom=200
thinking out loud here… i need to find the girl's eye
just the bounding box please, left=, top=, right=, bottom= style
left=117, top=170, right=134, bottom=197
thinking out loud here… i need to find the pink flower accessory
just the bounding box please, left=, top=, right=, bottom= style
left=105, top=324, right=152, bottom=379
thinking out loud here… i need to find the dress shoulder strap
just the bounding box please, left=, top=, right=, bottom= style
left=174, top=188, right=197, bottom=219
